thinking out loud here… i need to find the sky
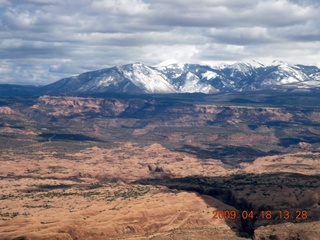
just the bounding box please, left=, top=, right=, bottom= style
left=0, top=0, right=319, bottom=85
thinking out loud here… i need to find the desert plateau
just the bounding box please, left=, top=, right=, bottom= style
left=0, top=92, right=320, bottom=239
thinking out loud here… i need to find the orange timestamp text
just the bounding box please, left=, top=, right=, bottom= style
left=212, top=210, right=308, bottom=220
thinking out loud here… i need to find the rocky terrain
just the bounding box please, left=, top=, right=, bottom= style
left=0, top=92, right=319, bottom=239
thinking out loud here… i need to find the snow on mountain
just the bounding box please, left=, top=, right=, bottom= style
left=244, top=60, right=265, bottom=68
left=259, top=62, right=311, bottom=86
left=178, top=72, right=216, bottom=93
left=277, top=63, right=308, bottom=82
left=202, top=71, right=218, bottom=80
left=119, top=63, right=176, bottom=93
left=311, top=72, right=320, bottom=81
left=229, top=62, right=255, bottom=76
left=155, top=63, right=185, bottom=79
left=42, top=61, right=320, bottom=95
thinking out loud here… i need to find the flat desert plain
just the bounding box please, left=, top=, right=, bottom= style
left=1, top=142, right=320, bottom=239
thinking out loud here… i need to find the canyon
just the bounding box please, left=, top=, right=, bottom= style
left=0, top=92, right=319, bottom=239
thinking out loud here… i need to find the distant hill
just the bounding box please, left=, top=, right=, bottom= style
left=0, top=84, right=40, bottom=96
left=2, top=61, right=320, bottom=95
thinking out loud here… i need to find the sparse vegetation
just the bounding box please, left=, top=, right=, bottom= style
left=1, top=93, right=320, bottom=239
left=0, top=212, right=19, bottom=218
left=24, top=168, right=41, bottom=174
left=293, top=154, right=320, bottom=159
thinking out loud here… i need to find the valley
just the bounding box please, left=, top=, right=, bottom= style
left=0, top=92, right=320, bottom=239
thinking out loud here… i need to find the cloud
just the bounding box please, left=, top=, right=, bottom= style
left=205, top=27, right=275, bottom=45
left=0, top=0, right=319, bottom=85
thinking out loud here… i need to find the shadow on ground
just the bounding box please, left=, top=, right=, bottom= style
left=134, top=173, right=320, bottom=238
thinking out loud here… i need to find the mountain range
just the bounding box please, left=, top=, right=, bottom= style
left=2, top=61, right=320, bottom=95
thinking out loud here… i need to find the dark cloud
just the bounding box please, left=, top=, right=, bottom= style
left=0, top=0, right=319, bottom=85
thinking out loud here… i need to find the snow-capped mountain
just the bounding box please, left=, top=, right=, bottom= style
left=42, top=61, right=320, bottom=94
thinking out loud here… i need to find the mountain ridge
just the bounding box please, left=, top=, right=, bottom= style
left=2, top=61, right=320, bottom=95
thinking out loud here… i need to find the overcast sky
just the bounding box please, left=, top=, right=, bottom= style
left=0, top=0, right=319, bottom=85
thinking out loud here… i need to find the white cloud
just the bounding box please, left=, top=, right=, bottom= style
left=0, top=0, right=319, bottom=84
left=0, top=0, right=10, bottom=7
left=91, top=0, right=149, bottom=15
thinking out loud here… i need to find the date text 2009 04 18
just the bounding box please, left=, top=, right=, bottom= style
left=212, top=210, right=308, bottom=220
